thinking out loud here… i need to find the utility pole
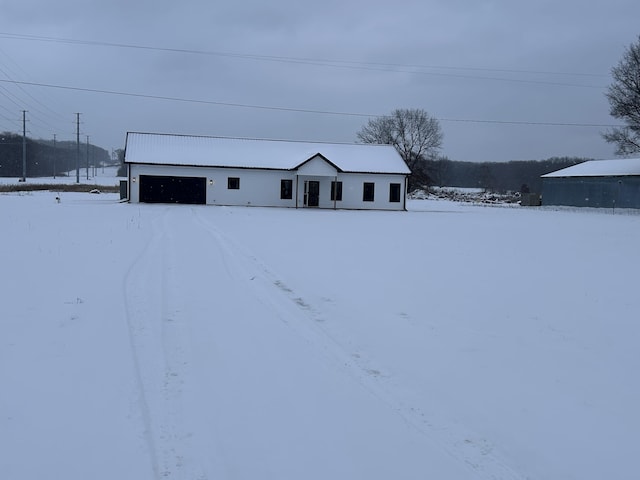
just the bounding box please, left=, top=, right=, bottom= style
left=21, top=110, right=27, bottom=182
left=53, top=133, right=57, bottom=179
left=86, top=135, right=89, bottom=180
left=75, top=113, right=80, bottom=183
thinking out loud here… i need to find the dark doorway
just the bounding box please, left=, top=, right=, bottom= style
left=139, top=175, right=206, bottom=204
left=389, top=183, right=401, bottom=202
left=305, top=180, right=320, bottom=207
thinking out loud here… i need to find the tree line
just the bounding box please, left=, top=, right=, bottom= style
left=0, top=133, right=113, bottom=178
left=424, top=156, right=586, bottom=193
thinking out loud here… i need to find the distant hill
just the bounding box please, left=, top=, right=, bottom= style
left=0, top=132, right=114, bottom=178
left=425, top=157, right=588, bottom=193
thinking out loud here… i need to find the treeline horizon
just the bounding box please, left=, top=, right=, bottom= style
left=0, top=132, right=115, bottom=178
left=423, top=156, right=588, bottom=193
left=1, top=132, right=588, bottom=192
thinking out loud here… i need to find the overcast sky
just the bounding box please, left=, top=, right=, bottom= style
left=0, top=0, right=639, bottom=162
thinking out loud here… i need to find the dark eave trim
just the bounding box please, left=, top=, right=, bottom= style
left=125, top=161, right=409, bottom=176
left=293, top=152, right=343, bottom=172
left=126, top=161, right=291, bottom=172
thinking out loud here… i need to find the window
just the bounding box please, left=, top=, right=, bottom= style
left=363, top=182, right=375, bottom=202
left=389, top=183, right=401, bottom=202
left=280, top=179, right=292, bottom=199
left=227, top=177, right=240, bottom=189
left=331, top=181, right=343, bottom=201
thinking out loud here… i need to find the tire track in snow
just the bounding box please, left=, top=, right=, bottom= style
left=191, top=209, right=529, bottom=480
left=156, top=208, right=209, bottom=480
left=123, top=207, right=209, bottom=480
left=123, top=207, right=167, bottom=480
left=157, top=210, right=192, bottom=478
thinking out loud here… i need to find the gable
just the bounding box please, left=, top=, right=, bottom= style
left=295, top=154, right=339, bottom=176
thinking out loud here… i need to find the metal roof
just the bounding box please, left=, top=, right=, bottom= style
left=124, top=132, right=411, bottom=175
left=542, top=158, right=640, bottom=178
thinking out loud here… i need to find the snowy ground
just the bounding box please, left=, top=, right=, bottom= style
left=0, top=167, right=121, bottom=186
left=1, top=188, right=638, bottom=479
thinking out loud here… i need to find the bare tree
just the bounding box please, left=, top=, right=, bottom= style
left=603, top=35, right=640, bottom=155
left=357, top=108, right=443, bottom=189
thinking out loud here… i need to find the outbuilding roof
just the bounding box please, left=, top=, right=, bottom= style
left=124, top=132, right=411, bottom=175
left=542, top=158, right=640, bottom=178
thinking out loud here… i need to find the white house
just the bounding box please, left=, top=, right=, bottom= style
left=123, top=132, right=411, bottom=210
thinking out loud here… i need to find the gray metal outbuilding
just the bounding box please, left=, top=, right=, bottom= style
left=541, top=158, right=640, bottom=209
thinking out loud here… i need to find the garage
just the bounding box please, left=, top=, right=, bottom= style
left=139, top=175, right=206, bottom=204
left=541, top=158, right=640, bottom=209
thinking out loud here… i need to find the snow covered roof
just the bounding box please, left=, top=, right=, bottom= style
left=124, top=132, right=411, bottom=175
left=542, top=158, right=640, bottom=178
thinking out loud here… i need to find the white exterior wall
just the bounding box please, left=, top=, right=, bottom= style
left=206, top=168, right=296, bottom=207
left=129, top=164, right=296, bottom=207
left=293, top=173, right=407, bottom=210
left=128, top=163, right=407, bottom=210
left=337, top=173, right=407, bottom=210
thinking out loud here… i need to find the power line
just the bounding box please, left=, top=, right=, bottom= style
left=0, top=82, right=24, bottom=109
left=0, top=77, right=623, bottom=129
left=0, top=31, right=609, bottom=89
left=0, top=48, right=67, bottom=122
left=0, top=47, right=71, bottom=139
left=0, top=31, right=607, bottom=77
left=0, top=110, right=15, bottom=125
left=0, top=82, right=61, bottom=136
left=0, top=31, right=617, bottom=142
left=0, top=99, right=18, bottom=118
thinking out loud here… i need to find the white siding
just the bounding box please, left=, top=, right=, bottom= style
left=338, top=173, right=406, bottom=210
left=206, top=168, right=296, bottom=207
left=128, top=164, right=407, bottom=210
left=293, top=173, right=406, bottom=210
left=129, top=164, right=296, bottom=207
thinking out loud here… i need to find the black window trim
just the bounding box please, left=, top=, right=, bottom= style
left=331, top=181, right=343, bottom=201
left=363, top=182, right=375, bottom=202
left=227, top=177, right=240, bottom=189
left=280, top=179, right=293, bottom=199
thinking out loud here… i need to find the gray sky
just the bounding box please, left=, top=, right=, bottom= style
left=0, top=0, right=638, bottom=162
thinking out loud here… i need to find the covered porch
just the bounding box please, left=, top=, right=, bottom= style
left=294, top=154, right=342, bottom=209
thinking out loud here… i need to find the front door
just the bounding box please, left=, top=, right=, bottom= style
left=304, top=180, right=320, bottom=207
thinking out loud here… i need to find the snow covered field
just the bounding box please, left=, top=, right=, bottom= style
left=0, top=167, right=121, bottom=187
left=1, top=190, right=638, bottom=479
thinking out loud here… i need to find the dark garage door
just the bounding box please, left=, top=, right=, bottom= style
left=139, top=175, right=206, bottom=204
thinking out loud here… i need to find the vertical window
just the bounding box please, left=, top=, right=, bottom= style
left=280, top=179, right=292, bottom=199
left=363, top=182, right=375, bottom=202
left=389, top=183, right=401, bottom=202
left=227, top=177, right=240, bottom=189
left=331, top=181, right=343, bottom=201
